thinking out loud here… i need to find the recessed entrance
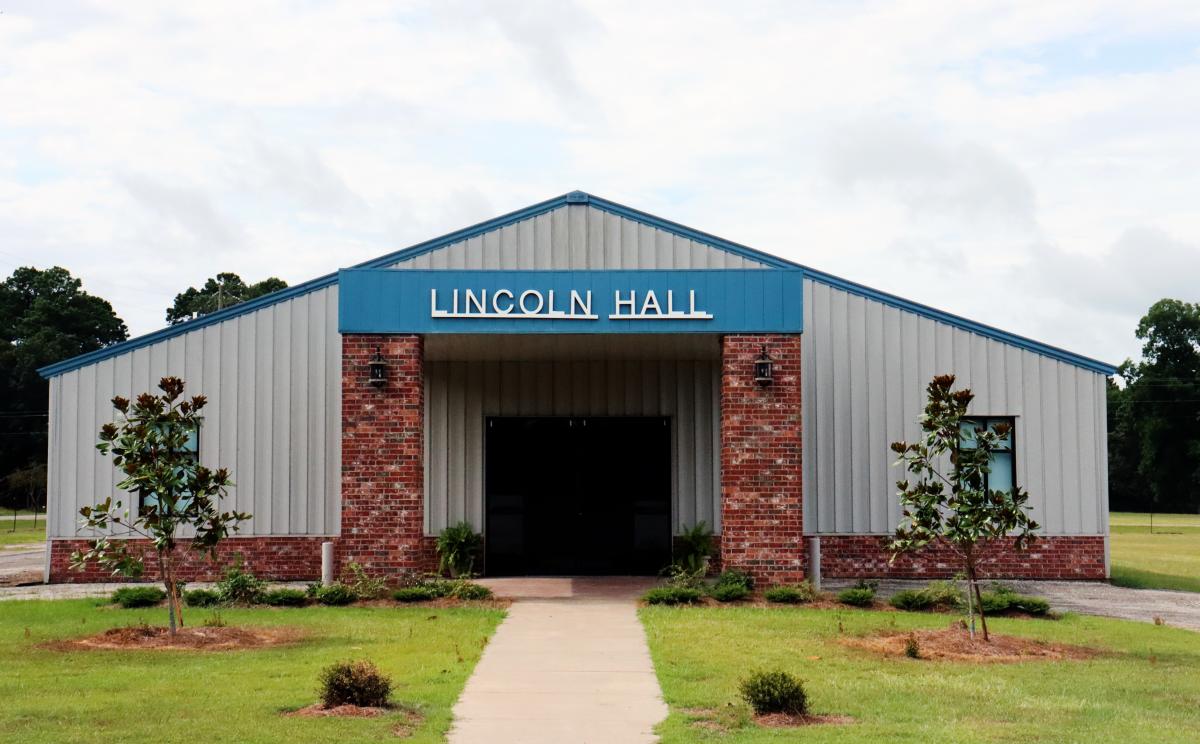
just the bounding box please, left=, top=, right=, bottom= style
left=484, top=416, right=671, bottom=576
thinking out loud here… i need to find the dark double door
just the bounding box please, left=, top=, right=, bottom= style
left=485, top=417, right=671, bottom=576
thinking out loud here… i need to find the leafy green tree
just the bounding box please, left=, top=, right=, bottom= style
left=1118, top=299, right=1200, bottom=514
left=889, top=374, right=1040, bottom=641
left=72, top=377, right=251, bottom=635
left=0, top=267, right=127, bottom=507
left=165, top=272, right=287, bottom=325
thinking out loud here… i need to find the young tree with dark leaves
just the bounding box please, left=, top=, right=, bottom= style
left=71, top=377, right=251, bottom=635
left=889, top=374, right=1039, bottom=641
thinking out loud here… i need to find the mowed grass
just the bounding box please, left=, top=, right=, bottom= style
left=1111, top=512, right=1200, bottom=593
left=0, top=599, right=504, bottom=744
left=0, top=520, right=46, bottom=547
left=641, top=606, right=1200, bottom=743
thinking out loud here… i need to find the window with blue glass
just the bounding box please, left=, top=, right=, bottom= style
left=959, top=417, right=1016, bottom=494
left=138, top=424, right=200, bottom=513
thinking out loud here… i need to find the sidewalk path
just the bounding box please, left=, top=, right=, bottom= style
left=449, top=578, right=667, bottom=744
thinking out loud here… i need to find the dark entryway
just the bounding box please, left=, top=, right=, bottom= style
left=484, top=416, right=671, bottom=576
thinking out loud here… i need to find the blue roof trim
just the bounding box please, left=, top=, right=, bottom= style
left=39, top=189, right=1118, bottom=378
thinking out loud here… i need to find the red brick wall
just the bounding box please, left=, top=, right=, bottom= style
left=339, top=334, right=436, bottom=576
left=48, top=536, right=329, bottom=583
left=818, top=534, right=1107, bottom=580
left=719, top=334, right=805, bottom=585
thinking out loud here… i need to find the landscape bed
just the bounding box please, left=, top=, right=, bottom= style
left=640, top=605, right=1200, bottom=743
left=0, top=599, right=504, bottom=743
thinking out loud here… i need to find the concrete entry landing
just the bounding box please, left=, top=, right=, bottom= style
left=449, top=577, right=667, bottom=744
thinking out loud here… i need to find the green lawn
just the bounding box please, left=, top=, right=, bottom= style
left=1110, top=512, right=1200, bottom=592
left=0, top=599, right=504, bottom=743
left=0, top=520, right=45, bottom=547
left=642, top=605, right=1200, bottom=743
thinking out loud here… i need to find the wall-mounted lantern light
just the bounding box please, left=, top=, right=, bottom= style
left=754, top=345, right=774, bottom=387
left=368, top=346, right=388, bottom=388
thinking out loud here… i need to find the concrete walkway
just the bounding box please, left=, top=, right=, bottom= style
left=449, top=578, right=668, bottom=744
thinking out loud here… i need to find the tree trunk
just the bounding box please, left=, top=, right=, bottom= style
left=973, top=574, right=990, bottom=642
left=158, top=552, right=176, bottom=636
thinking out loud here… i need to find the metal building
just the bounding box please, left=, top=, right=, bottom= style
left=40, top=191, right=1115, bottom=583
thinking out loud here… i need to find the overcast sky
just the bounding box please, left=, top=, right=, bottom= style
left=2, top=1, right=1199, bottom=365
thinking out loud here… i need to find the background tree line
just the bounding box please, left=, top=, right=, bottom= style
left=0, top=268, right=284, bottom=514
left=0, top=263, right=1194, bottom=515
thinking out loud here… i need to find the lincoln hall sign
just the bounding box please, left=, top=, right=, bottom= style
left=338, top=268, right=804, bottom=334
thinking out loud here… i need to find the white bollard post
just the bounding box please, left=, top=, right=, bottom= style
left=321, top=541, right=334, bottom=586
left=808, top=536, right=821, bottom=591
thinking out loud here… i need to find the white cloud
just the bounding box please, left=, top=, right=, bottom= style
left=1, top=0, right=1198, bottom=367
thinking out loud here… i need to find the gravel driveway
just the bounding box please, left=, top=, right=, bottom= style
left=825, top=578, right=1200, bottom=632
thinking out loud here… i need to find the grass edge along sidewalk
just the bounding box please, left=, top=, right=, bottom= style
left=0, top=599, right=504, bottom=744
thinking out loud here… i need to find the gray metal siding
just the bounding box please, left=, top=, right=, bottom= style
left=388, top=205, right=768, bottom=270
left=424, top=359, right=721, bottom=536
left=46, top=287, right=342, bottom=539
left=802, top=278, right=1108, bottom=536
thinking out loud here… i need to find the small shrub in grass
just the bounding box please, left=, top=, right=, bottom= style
left=710, top=583, right=750, bottom=602
left=318, top=660, right=393, bottom=708
left=739, top=670, right=808, bottom=716
left=392, top=586, right=440, bottom=603
left=643, top=587, right=703, bottom=605
left=262, top=588, right=308, bottom=607
left=216, top=559, right=265, bottom=605
left=111, top=586, right=166, bottom=608
left=202, top=611, right=226, bottom=628
left=315, top=582, right=357, bottom=606
left=904, top=634, right=921, bottom=659
left=764, top=583, right=816, bottom=604
left=184, top=589, right=220, bottom=608
left=837, top=586, right=876, bottom=607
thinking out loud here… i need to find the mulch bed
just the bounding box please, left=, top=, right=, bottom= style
left=45, top=624, right=304, bottom=652
left=284, top=703, right=423, bottom=736
left=840, top=624, right=1099, bottom=662
left=755, top=712, right=855, bottom=727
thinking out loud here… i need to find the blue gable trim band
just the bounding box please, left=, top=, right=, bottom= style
left=338, top=268, right=804, bottom=335
left=39, top=190, right=1117, bottom=377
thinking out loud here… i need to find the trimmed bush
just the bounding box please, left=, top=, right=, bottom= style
left=318, top=660, right=393, bottom=708
left=713, top=569, right=754, bottom=591
left=447, top=581, right=492, bottom=601
left=184, top=589, right=220, bottom=608
left=889, top=589, right=934, bottom=611
left=262, top=588, right=308, bottom=607
left=392, top=586, right=440, bottom=603
left=216, top=560, right=265, bottom=605
left=764, top=583, right=816, bottom=604
left=739, top=670, right=808, bottom=716
left=643, top=587, right=703, bottom=605
left=111, top=586, right=166, bottom=608
left=1010, top=595, right=1050, bottom=616
left=315, top=583, right=357, bottom=606
left=710, top=583, right=750, bottom=602
left=889, top=582, right=963, bottom=612
left=837, top=586, right=876, bottom=607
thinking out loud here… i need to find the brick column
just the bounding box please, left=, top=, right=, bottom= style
left=720, top=334, right=804, bottom=585
left=339, top=334, right=434, bottom=577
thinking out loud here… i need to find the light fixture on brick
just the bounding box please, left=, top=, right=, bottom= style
left=368, top=346, right=388, bottom=388
left=754, top=345, right=774, bottom=387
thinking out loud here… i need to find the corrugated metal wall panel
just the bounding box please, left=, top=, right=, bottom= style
left=387, top=205, right=768, bottom=271
left=424, top=359, right=721, bottom=536
left=46, top=287, right=343, bottom=538
left=802, top=278, right=1108, bottom=536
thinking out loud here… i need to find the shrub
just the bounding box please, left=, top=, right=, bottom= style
left=663, top=563, right=707, bottom=590
left=184, top=589, right=221, bottom=608
left=739, top=670, right=808, bottom=716
left=710, top=583, right=750, bottom=602
left=318, top=660, right=393, bottom=708
left=889, top=589, right=933, bottom=611
left=305, top=582, right=322, bottom=598
left=392, top=586, right=440, bottom=603
left=1009, top=595, right=1050, bottom=617
left=904, top=634, right=921, bottom=659
left=764, top=583, right=816, bottom=604
left=436, top=521, right=483, bottom=577
left=978, top=591, right=1012, bottom=614
left=202, top=611, right=226, bottom=628
left=315, top=583, right=357, bottom=606
left=837, top=586, right=876, bottom=607
left=643, top=587, right=703, bottom=605
left=447, top=580, right=492, bottom=601
left=111, top=586, right=166, bottom=608
left=713, top=569, right=754, bottom=591
left=262, top=588, right=308, bottom=607
left=216, top=559, right=265, bottom=605
left=344, top=562, right=389, bottom=600
left=674, top=522, right=716, bottom=573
